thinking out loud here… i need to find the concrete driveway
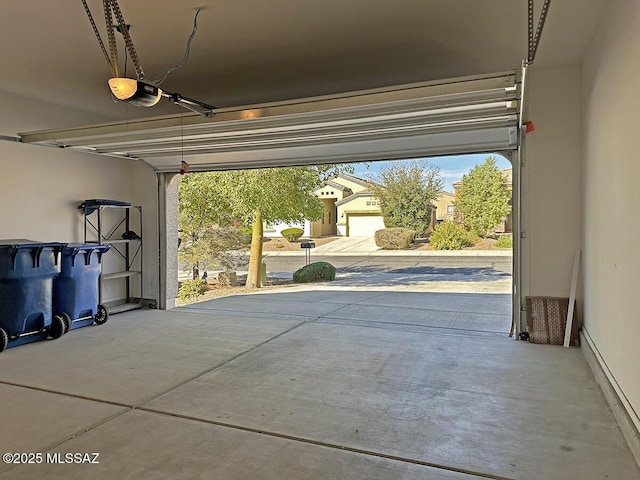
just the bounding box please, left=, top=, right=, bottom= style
left=312, top=236, right=379, bottom=254
left=273, top=236, right=514, bottom=256
left=0, top=278, right=638, bottom=479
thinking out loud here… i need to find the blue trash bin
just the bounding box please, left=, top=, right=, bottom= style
left=0, top=239, right=67, bottom=352
left=53, top=244, right=110, bottom=331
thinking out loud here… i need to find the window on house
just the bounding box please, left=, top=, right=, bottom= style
left=445, top=205, right=455, bottom=220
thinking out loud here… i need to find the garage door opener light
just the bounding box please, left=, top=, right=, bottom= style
left=82, top=0, right=214, bottom=116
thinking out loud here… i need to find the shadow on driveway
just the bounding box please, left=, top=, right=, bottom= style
left=334, top=264, right=511, bottom=284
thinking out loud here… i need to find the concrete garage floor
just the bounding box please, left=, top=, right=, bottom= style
left=0, top=284, right=639, bottom=479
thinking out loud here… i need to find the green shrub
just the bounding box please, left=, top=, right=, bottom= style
left=281, top=227, right=305, bottom=242
left=496, top=234, right=513, bottom=249
left=293, top=261, right=336, bottom=283
left=429, top=222, right=473, bottom=250
left=178, top=279, right=207, bottom=300
left=374, top=228, right=415, bottom=250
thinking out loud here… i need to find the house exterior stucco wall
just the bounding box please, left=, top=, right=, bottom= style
left=337, top=194, right=379, bottom=220
left=433, top=191, right=454, bottom=221
left=315, top=184, right=346, bottom=200
left=581, top=0, right=640, bottom=434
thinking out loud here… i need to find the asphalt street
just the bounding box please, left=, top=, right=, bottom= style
left=264, top=254, right=512, bottom=280
left=179, top=251, right=513, bottom=286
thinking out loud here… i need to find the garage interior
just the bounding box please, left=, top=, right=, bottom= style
left=1, top=1, right=639, bottom=478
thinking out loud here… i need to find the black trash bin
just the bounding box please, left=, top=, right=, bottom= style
left=53, top=244, right=110, bottom=331
left=0, top=239, right=67, bottom=352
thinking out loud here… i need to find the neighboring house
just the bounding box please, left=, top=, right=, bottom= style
left=329, top=174, right=384, bottom=237
left=266, top=173, right=448, bottom=238
left=433, top=191, right=455, bottom=222
left=264, top=173, right=384, bottom=238
left=452, top=167, right=513, bottom=233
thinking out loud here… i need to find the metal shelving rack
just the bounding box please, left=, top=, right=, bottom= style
left=82, top=204, right=143, bottom=314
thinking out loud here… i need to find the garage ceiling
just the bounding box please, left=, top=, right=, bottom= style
left=0, top=1, right=604, bottom=120
left=4, top=1, right=605, bottom=172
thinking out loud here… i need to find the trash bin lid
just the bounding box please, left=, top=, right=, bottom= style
left=0, top=239, right=67, bottom=251
left=0, top=238, right=37, bottom=246
left=63, top=243, right=111, bottom=254
left=0, top=240, right=67, bottom=267
left=62, top=243, right=110, bottom=266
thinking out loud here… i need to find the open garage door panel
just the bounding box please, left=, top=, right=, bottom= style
left=19, top=71, right=520, bottom=172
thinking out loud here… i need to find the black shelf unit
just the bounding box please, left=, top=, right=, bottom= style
left=81, top=204, right=143, bottom=314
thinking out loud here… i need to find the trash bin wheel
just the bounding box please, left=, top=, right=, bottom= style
left=59, top=313, right=71, bottom=335
left=49, top=314, right=67, bottom=340
left=0, top=328, right=8, bottom=353
left=94, top=305, right=109, bottom=325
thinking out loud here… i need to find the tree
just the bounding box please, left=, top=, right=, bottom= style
left=178, top=174, right=247, bottom=279
left=369, top=160, right=443, bottom=237
left=454, top=157, right=511, bottom=237
left=179, top=225, right=249, bottom=280
left=179, top=165, right=351, bottom=288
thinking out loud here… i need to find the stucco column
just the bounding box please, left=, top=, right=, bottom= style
left=158, top=173, right=181, bottom=309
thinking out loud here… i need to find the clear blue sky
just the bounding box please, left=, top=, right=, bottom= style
left=350, top=153, right=512, bottom=193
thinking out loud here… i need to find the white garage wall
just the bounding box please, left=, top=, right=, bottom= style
left=0, top=90, right=159, bottom=303
left=127, top=161, right=160, bottom=304
left=582, top=0, right=640, bottom=434
left=521, top=65, right=583, bottom=305
left=0, top=91, right=116, bottom=134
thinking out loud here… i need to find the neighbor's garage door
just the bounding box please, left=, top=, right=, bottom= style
left=348, top=214, right=386, bottom=237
